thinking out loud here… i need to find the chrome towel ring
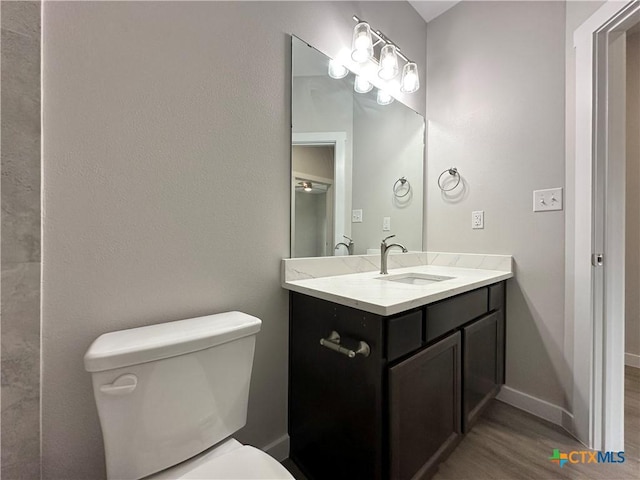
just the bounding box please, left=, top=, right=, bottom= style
left=437, top=167, right=461, bottom=192
left=393, top=177, right=411, bottom=198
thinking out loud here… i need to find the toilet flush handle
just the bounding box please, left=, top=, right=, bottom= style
left=99, top=374, right=138, bottom=395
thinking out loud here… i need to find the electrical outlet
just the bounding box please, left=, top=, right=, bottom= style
left=352, top=209, right=363, bottom=223
left=533, top=188, right=563, bottom=212
left=383, top=217, right=391, bottom=231
left=472, top=211, right=484, bottom=229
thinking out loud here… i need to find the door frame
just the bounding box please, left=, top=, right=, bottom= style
left=572, top=0, right=639, bottom=451
left=292, top=172, right=334, bottom=257
left=291, top=132, right=348, bottom=256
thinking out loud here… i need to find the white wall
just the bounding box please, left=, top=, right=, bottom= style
left=626, top=31, right=640, bottom=364
left=426, top=1, right=569, bottom=408
left=41, top=2, right=426, bottom=479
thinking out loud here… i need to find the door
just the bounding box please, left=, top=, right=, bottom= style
left=462, top=312, right=500, bottom=432
left=389, top=332, right=462, bottom=480
left=572, top=0, right=639, bottom=450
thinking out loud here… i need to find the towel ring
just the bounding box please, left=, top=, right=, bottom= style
left=437, top=167, right=461, bottom=192
left=393, top=177, right=411, bottom=198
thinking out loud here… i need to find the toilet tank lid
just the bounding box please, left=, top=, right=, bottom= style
left=84, top=311, right=261, bottom=372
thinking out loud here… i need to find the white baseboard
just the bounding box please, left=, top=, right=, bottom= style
left=262, top=434, right=290, bottom=462
left=561, top=409, right=575, bottom=438
left=496, top=385, right=575, bottom=436
left=625, top=352, right=640, bottom=368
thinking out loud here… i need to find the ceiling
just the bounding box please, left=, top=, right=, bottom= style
left=408, top=1, right=461, bottom=23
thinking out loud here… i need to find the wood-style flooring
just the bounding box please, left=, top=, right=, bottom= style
left=434, top=366, right=639, bottom=479
left=283, top=366, right=640, bottom=480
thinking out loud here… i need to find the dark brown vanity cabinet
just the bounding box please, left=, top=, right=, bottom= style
left=289, top=294, right=386, bottom=480
left=289, top=281, right=506, bottom=480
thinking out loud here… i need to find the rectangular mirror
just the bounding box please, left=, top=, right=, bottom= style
left=291, top=35, right=425, bottom=258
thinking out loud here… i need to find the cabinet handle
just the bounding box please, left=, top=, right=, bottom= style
left=320, top=330, right=370, bottom=358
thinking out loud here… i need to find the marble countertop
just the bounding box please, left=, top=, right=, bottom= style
left=282, top=253, right=513, bottom=316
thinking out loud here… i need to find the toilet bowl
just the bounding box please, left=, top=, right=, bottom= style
left=84, top=311, right=294, bottom=480
left=148, top=439, right=293, bottom=480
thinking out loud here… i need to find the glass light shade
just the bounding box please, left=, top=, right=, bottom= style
left=351, top=22, right=373, bottom=63
left=354, top=75, right=373, bottom=93
left=400, top=62, right=420, bottom=93
left=378, top=44, right=399, bottom=80
left=328, top=59, right=348, bottom=79
left=376, top=89, right=394, bottom=106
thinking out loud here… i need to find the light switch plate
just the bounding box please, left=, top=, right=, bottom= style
left=533, top=188, right=563, bottom=212
left=352, top=209, right=363, bottom=223
left=383, top=217, right=391, bottom=231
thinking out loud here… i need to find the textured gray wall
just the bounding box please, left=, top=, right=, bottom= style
left=41, top=2, right=426, bottom=479
left=426, top=1, right=569, bottom=408
left=1, top=1, right=42, bottom=479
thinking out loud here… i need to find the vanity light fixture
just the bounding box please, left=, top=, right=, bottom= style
left=350, top=15, right=420, bottom=92
left=378, top=44, right=399, bottom=80
left=376, top=89, right=394, bottom=106
left=354, top=75, right=373, bottom=93
left=351, top=21, right=374, bottom=62
left=400, top=62, right=420, bottom=93
left=328, top=58, right=348, bottom=79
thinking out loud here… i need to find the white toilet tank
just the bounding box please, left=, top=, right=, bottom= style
left=84, top=311, right=262, bottom=480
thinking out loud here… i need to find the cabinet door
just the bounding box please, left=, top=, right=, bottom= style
left=462, top=311, right=500, bottom=432
left=389, top=331, right=462, bottom=480
left=289, top=293, right=385, bottom=480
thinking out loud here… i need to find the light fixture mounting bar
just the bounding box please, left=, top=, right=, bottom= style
left=352, top=15, right=411, bottom=63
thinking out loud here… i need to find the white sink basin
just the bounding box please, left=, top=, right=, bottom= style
left=377, top=273, right=455, bottom=285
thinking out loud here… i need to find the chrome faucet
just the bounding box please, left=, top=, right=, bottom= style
left=335, top=235, right=354, bottom=255
left=380, top=235, right=407, bottom=274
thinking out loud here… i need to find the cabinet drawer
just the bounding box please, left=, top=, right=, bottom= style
left=425, top=288, right=488, bottom=342
left=387, top=310, right=423, bottom=362
left=489, top=282, right=505, bottom=312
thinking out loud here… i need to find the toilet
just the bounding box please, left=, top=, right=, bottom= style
left=84, top=311, right=294, bottom=480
